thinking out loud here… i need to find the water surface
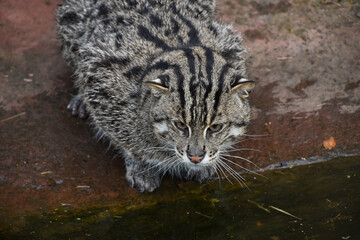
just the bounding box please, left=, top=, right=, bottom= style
left=2, top=156, right=359, bottom=240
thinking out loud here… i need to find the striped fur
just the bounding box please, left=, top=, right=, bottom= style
left=57, top=0, right=254, bottom=192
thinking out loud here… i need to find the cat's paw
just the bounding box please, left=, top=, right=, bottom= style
left=67, top=94, right=88, bottom=119
left=126, top=171, right=161, bottom=193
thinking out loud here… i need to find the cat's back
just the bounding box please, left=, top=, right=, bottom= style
left=57, top=0, right=219, bottom=68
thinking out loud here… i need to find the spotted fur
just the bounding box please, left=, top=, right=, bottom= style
left=57, top=0, right=255, bottom=192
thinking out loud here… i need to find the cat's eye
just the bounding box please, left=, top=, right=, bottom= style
left=173, top=121, right=189, bottom=137
left=174, top=121, right=188, bottom=130
left=208, top=124, right=223, bottom=133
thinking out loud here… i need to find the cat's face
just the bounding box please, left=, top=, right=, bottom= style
left=144, top=47, right=254, bottom=169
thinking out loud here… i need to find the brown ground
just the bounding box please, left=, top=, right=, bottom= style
left=0, top=0, right=359, bottom=227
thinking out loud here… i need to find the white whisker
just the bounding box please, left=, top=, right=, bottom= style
left=213, top=165, right=222, bottom=187
left=134, top=155, right=175, bottom=176
left=215, top=161, right=233, bottom=185
left=144, top=146, right=174, bottom=150
left=220, top=154, right=260, bottom=169
left=160, top=158, right=178, bottom=180
left=171, top=160, right=182, bottom=177
left=219, top=159, right=246, bottom=182
left=217, top=159, right=244, bottom=187
left=222, top=148, right=261, bottom=153
left=242, top=133, right=268, bottom=137
left=219, top=156, right=266, bottom=179
left=217, top=159, right=246, bottom=184
left=218, top=159, right=251, bottom=190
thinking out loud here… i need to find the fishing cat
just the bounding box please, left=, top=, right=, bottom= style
left=57, top=0, right=255, bottom=192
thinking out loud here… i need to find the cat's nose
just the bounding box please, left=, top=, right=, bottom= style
left=187, top=154, right=204, bottom=164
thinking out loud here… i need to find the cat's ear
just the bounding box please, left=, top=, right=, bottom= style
left=203, top=0, right=216, bottom=12
left=145, top=75, right=169, bottom=95
left=191, top=0, right=216, bottom=14
left=231, top=77, right=255, bottom=99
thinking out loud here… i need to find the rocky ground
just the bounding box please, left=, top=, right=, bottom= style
left=0, top=0, right=359, bottom=230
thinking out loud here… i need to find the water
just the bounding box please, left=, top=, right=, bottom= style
left=2, top=156, right=360, bottom=240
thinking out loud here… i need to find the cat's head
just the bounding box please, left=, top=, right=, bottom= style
left=143, top=46, right=255, bottom=168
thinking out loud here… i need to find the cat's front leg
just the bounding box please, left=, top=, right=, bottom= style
left=125, top=158, right=161, bottom=192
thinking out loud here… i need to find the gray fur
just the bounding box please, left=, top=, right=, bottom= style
left=57, top=0, right=255, bottom=192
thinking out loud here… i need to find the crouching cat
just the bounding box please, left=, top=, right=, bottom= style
left=57, top=0, right=255, bottom=192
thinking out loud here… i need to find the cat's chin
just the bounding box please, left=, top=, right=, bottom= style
left=182, top=161, right=215, bottom=170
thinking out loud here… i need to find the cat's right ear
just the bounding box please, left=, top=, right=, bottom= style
left=195, top=0, right=216, bottom=14
left=145, top=75, right=169, bottom=96
left=145, top=78, right=168, bottom=91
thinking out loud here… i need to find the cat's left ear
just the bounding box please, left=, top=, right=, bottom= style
left=231, top=77, right=255, bottom=99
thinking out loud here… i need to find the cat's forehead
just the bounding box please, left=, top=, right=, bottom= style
left=164, top=46, right=226, bottom=66
left=163, top=46, right=233, bottom=87
left=163, top=47, right=236, bottom=125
